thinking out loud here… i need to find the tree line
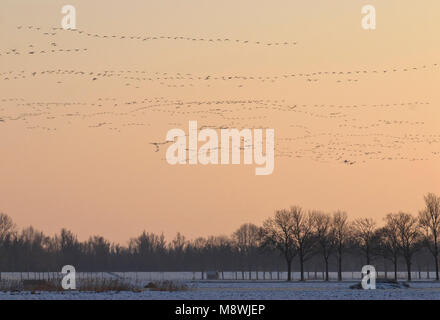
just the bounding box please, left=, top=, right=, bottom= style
left=0, top=193, right=439, bottom=281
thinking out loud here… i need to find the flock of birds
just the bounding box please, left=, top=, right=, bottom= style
left=18, top=25, right=299, bottom=47
left=2, top=64, right=439, bottom=87
left=0, top=45, right=88, bottom=57
left=1, top=95, right=438, bottom=164
left=1, top=24, right=439, bottom=166
left=4, top=25, right=439, bottom=89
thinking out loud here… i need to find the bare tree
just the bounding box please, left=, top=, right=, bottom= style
left=332, top=211, right=350, bottom=281
left=387, top=212, right=421, bottom=281
left=170, top=232, right=187, bottom=252
left=260, top=209, right=297, bottom=281
left=352, top=217, right=377, bottom=265
left=312, top=211, right=334, bottom=281
left=290, top=206, right=316, bottom=281
left=233, top=223, right=260, bottom=255
left=419, top=193, right=440, bottom=280
left=378, top=223, right=400, bottom=281
left=0, top=213, right=16, bottom=242
left=0, top=200, right=438, bottom=274
left=233, top=223, right=261, bottom=277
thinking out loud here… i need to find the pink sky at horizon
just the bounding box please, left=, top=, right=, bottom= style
left=0, top=0, right=439, bottom=244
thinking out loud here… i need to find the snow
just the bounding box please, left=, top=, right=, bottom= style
left=1, top=281, right=440, bottom=300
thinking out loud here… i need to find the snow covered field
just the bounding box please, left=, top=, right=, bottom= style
left=1, top=281, right=440, bottom=300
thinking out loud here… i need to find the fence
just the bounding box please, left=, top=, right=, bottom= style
left=0, top=271, right=437, bottom=282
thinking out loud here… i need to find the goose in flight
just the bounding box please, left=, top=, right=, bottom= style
left=150, top=141, right=172, bottom=152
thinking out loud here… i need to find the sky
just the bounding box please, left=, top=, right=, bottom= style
left=0, top=0, right=439, bottom=244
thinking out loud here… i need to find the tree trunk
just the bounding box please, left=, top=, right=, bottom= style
left=324, top=257, right=329, bottom=281
left=435, top=249, right=439, bottom=281
left=287, top=259, right=292, bottom=281
left=394, top=259, right=398, bottom=281
left=435, top=233, right=439, bottom=281
left=338, top=250, right=342, bottom=281
left=407, top=260, right=412, bottom=281
left=435, top=253, right=439, bottom=281
left=300, top=252, right=304, bottom=281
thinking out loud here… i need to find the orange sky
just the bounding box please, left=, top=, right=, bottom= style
left=1, top=0, right=439, bottom=244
